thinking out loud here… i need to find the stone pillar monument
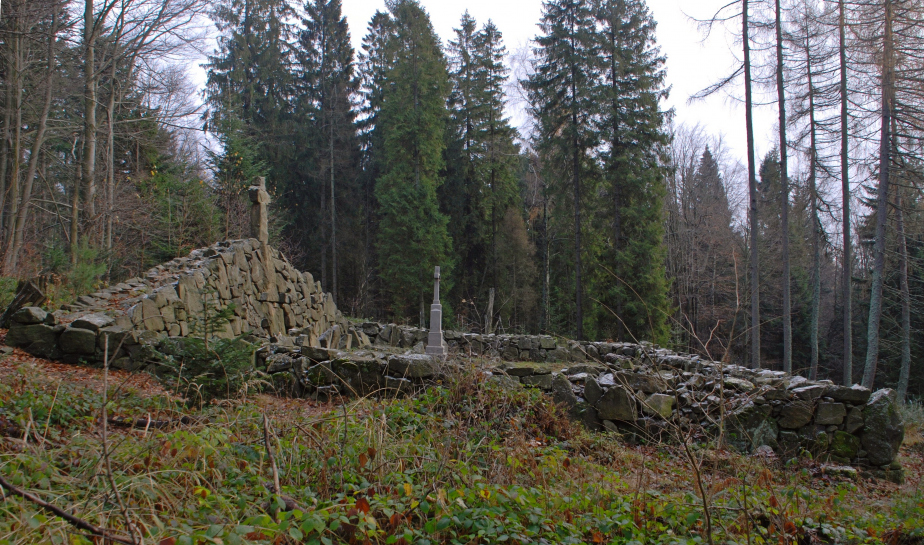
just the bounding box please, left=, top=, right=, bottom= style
left=248, top=176, right=270, bottom=247
left=426, top=266, right=448, bottom=356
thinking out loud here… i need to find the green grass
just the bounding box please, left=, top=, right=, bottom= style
left=0, top=362, right=922, bottom=545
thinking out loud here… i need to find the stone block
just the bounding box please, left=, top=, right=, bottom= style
left=499, top=361, right=554, bottom=377
left=641, top=393, right=674, bottom=419
left=822, top=384, right=871, bottom=404
left=501, top=345, right=520, bottom=360
left=815, top=402, right=847, bottom=426
left=778, top=400, right=814, bottom=429
left=829, top=431, right=860, bottom=459
left=550, top=374, right=577, bottom=409
left=723, top=377, right=755, bottom=392
left=60, top=327, right=97, bottom=355
left=547, top=347, right=570, bottom=362
left=792, top=385, right=826, bottom=401
left=12, top=307, right=47, bottom=325
left=861, top=389, right=904, bottom=466
left=521, top=374, right=554, bottom=390
left=7, top=323, right=56, bottom=347
left=844, top=406, right=864, bottom=434
left=584, top=377, right=603, bottom=405
left=595, top=386, right=634, bottom=421
left=140, top=298, right=165, bottom=331
left=387, top=354, right=437, bottom=379
left=71, top=313, right=114, bottom=332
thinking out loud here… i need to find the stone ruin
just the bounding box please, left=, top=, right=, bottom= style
left=4, top=239, right=360, bottom=368
left=1, top=236, right=907, bottom=483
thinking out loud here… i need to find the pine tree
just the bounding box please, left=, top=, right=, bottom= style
left=594, top=0, right=671, bottom=343
left=528, top=0, right=600, bottom=340
left=668, top=144, right=739, bottom=358
left=375, top=0, right=452, bottom=321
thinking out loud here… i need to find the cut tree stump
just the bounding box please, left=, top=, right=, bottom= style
left=0, top=280, right=47, bottom=328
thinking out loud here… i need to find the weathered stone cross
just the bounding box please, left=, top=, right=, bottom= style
left=248, top=176, right=270, bottom=247
left=426, top=266, right=447, bottom=356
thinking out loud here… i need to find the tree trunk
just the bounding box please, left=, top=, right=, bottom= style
left=542, top=199, right=550, bottom=333
left=743, top=0, right=761, bottom=368
left=105, top=59, right=117, bottom=272
left=896, top=186, right=910, bottom=402
left=5, top=6, right=59, bottom=273
left=861, top=0, right=892, bottom=389
left=775, top=0, right=792, bottom=374
left=330, top=99, right=338, bottom=305
left=4, top=21, right=24, bottom=269
left=71, top=152, right=81, bottom=264
left=807, top=35, right=821, bottom=381
left=0, top=45, right=12, bottom=234
left=839, top=0, right=852, bottom=386
left=82, top=0, right=98, bottom=240
left=571, top=70, right=583, bottom=341
left=320, top=176, right=328, bottom=291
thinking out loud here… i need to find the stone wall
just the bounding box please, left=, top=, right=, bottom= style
left=4, top=240, right=363, bottom=368
left=258, top=327, right=906, bottom=482
left=2, top=240, right=905, bottom=481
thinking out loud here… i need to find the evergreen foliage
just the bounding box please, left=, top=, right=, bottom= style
left=374, top=0, right=453, bottom=320
left=295, top=0, right=360, bottom=303
left=528, top=0, right=600, bottom=340
left=593, top=0, right=671, bottom=343
left=205, top=0, right=295, bottom=170
left=442, top=13, right=521, bottom=328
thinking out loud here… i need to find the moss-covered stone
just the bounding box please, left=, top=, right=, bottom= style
left=829, top=431, right=860, bottom=459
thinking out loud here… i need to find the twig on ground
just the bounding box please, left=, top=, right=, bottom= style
left=0, top=474, right=135, bottom=545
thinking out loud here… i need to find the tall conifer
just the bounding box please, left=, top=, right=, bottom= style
left=443, top=13, right=520, bottom=319
left=375, top=0, right=452, bottom=321
left=205, top=0, right=295, bottom=191
left=528, top=0, right=599, bottom=340
left=296, top=0, right=359, bottom=303
left=594, top=0, right=670, bottom=343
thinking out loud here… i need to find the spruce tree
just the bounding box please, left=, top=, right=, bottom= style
left=205, top=0, right=295, bottom=231
left=356, top=11, right=397, bottom=315
left=528, top=0, right=600, bottom=340
left=443, top=13, right=520, bottom=322
left=594, top=0, right=670, bottom=343
left=375, top=0, right=452, bottom=321
left=296, top=0, right=359, bottom=304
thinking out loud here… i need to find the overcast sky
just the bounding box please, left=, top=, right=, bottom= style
left=333, top=0, right=780, bottom=166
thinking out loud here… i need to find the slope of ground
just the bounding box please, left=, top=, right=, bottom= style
left=0, top=341, right=922, bottom=545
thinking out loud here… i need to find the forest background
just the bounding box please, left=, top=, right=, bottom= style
left=0, top=0, right=922, bottom=400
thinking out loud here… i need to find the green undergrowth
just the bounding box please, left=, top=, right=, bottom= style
left=0, top=364, right=922, bottom=545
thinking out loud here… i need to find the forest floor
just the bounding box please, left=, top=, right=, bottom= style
left=1, top=329, right=923, bottom=545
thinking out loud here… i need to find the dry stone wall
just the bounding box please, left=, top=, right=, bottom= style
left=4, top=240, right=365, bottom=368
left=268, top=325, right=905, bottom=482
left=1, top=240, right=905, bottom=482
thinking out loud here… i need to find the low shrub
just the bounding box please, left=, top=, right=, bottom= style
left=156, top=336, right=262, bottom=406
